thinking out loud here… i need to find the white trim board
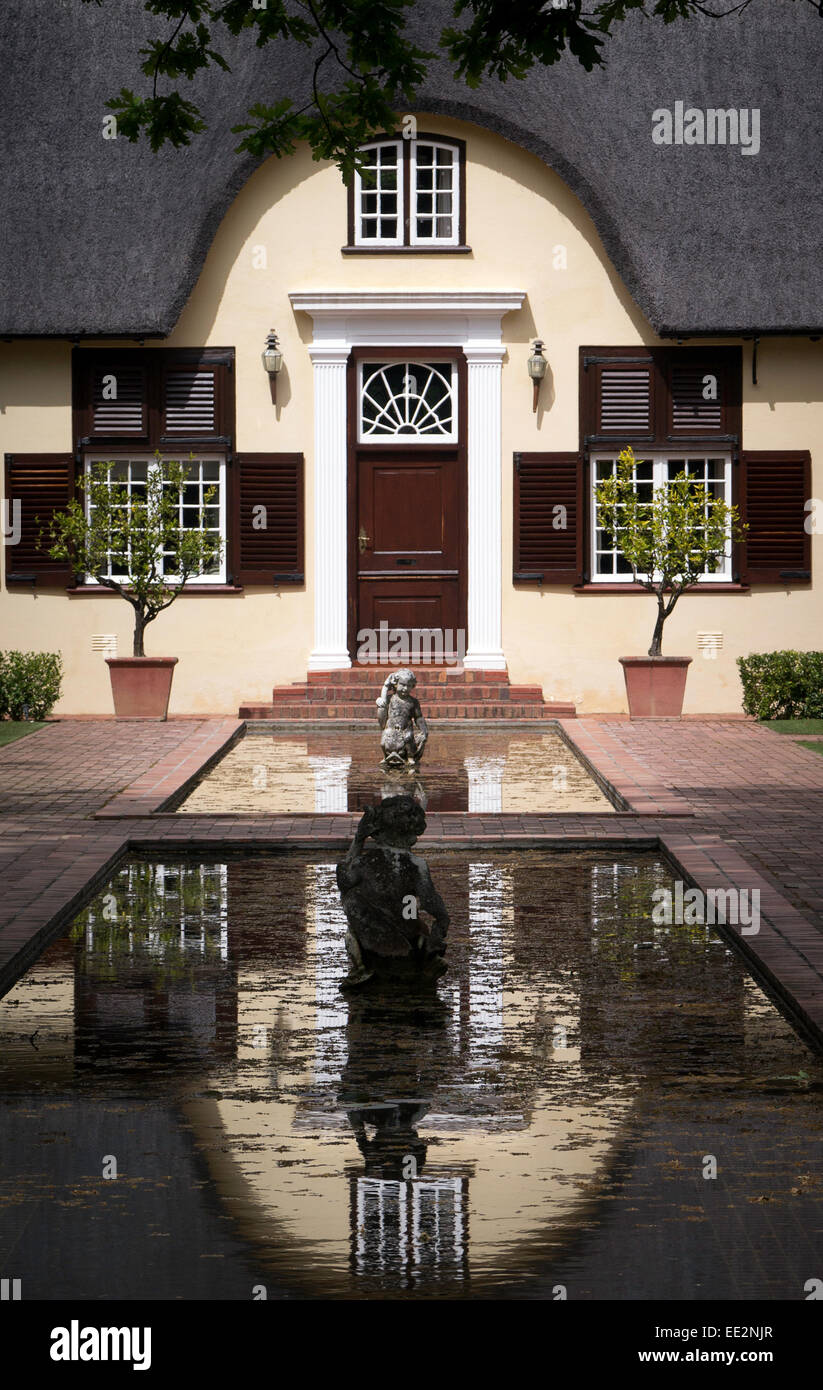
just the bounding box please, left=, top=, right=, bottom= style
left=289, top=289, right=525, bottom=671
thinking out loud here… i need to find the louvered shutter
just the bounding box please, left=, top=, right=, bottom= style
left=669, top=362, right=723, bottom=434
left=582, top=351, right=656, bottom=443
left=90, top=364, right=148, bottom=437
left=73, top=354, right=150, bottom=443
left=233, top=453, right=304, bottom=585
left=75, top=349, right=234, bottom=448
left=161, top=362, right=228, bottom=442
left=4, top=453, right=75, bottom=585
left=513, top=452, right=583, bottom=584
left=664, top=348, right=741, bottom=440
left=739, top=450, right=811, bottom=584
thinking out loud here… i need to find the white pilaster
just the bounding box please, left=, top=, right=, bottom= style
left=464, top=756, right=505, bottom=812
left=308, top=754, right=352, bottom=812
left=308, top=346, right=351, bottom=670
left=468, top=863, right=506, bottom=1055
left=464, top=347, right=506, bottom=670
left=291, top=292, right=523, bottom=672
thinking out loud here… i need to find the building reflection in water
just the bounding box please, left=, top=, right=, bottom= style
left=7, top=846, right=771, bottom=1295
left=177, top=729, right=615, bottom=814
left=74, top=861, right=236, bottom=1070
left=352, top=1169, right=468, bottom=1284
left=337, top=964, right=470, bottom=1284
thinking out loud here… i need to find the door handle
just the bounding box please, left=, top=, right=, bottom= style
left=358, top=526, right=371, bottom=553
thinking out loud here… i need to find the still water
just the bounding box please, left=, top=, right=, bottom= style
left=0, top=850, right=820, bottom=1301
left=177, top=729, right=615, bottom=813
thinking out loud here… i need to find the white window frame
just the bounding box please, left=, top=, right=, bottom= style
left=353, top=137, right=462, bottom=248
left=83, top=452, right=227, bottom=585
left=590, top=451, right=733, bottom=583
left=357, top=359, right=458, bottom=444
left=410, top=139, right=460, bottom=248
left=353, top=139, right=404, bottom=247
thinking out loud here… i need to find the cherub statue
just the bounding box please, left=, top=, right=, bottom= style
left=376, top=668, right=428, bottom=770
left=335, top=796, right=449, bottom=991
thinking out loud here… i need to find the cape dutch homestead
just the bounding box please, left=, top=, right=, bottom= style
left=1, top=0, right=821, bottom=717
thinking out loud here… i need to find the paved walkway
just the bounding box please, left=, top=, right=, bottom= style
left=1, top=716, right=822, bottom=1048
left=564, top=719, right=823, bottom=927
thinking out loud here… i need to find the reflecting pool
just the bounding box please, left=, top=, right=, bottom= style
left=1, top=850, right=821, bottom=1301
left=177, top=728, right=615, bottom=813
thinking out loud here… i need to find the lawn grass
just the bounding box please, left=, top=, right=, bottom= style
left=0, top=721, right=47, bottom=747
left=796, top=740, right=823, bottom=757
left=761, top=719, right=823, bottom=736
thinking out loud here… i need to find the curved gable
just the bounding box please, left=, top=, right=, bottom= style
left=1, top=0, right=820, bottom=336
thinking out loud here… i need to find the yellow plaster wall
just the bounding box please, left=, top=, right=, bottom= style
left=1, top=117, right=821, bottom=713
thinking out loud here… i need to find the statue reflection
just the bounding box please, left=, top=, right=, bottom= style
left=338, top=986, right=468, bottom=1285
left=380, top=774, right=427, bottom=809
left=336, top=810, right=467, bottom=1282
left=336, top=797, right=448, bottom=992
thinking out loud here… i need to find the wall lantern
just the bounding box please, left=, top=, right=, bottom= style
left=262, top=329, right=283, bottom=403
left=527, top=339, right=548, bottom=411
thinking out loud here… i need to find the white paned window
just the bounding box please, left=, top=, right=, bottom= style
left=353, top=137, right=462, bottom=248
left=359, top=361, right=457, bottom=441
left=411, top=141, right=458, bottom=246
left=85, top=454, right=226, bottom=584
left=354, top=140, right=403, bottom=245
left=592, top=453, right=732, bottom=582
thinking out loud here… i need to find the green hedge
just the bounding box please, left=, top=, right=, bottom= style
left=0, top=650, right=63, bottom=720
left=737, top=651, right=823, bottom=721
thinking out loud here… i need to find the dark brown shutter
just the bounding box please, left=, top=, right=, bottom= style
left=73, top=353, right=151, bottom=444
left=513, top=452, right=583, bottom=584
left=161, top=362, right=224, bottom=441
left=4, top=452, right=75, bottom=585
left=739, top=450, right=811, bottom=584
left=74, top=348, right=235, bottom=449
left=581, top=346, right=742, bottom=447
left=668, top=361, right=723, bottom=434
left=581, top=349, right=656, bottom=444
left=90, top=364, right=148, bottom=436
left=233, top=453, right=304, bottom=585
left=664, top=347, right=741, bottom=441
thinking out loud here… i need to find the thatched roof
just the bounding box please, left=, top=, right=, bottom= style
left=2, top=0, right=821, bottom=338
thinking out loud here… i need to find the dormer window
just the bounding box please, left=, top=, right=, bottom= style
left=346, top=135, right=468, bottom=253
left=411, top=141, right=459, bottom=245
left=355, top=140, right=403, bottom=245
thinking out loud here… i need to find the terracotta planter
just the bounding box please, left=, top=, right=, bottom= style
left=619, top=656, right=692, bottom=718
left=106, top=657, right=178, bottom=720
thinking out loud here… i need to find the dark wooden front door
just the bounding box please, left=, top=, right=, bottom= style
left=355, top=445, right=464, bottom=658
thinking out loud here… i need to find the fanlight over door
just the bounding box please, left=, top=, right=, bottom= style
left=359, top=361, right=457, bottom=442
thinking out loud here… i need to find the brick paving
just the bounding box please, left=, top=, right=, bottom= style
left=0, top=719, right=242, bottom=819
left=562, top=719, right=823, bottom=926
left=1, top=715, right=823, bottom=1048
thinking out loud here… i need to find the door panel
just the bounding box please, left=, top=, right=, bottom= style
left=356, top=445, right=463, bottom=656
left=372, top=465, right=444, bottom=556
left=359, top=582, right=459, bottom=635
left=358, top=450, right=457, bottom=570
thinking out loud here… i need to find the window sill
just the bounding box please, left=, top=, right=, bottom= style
left=66, top=584, right=244, bottom=596
left=572, top=582, right=750, bottom=594
left=341, top=245, right=472, bottom=255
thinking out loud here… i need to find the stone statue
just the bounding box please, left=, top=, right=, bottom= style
left=376, top=668, right=428, bottom=771
left=336, top=796, right=449, bottom=991
left=380, top=775, right=427, bottom=809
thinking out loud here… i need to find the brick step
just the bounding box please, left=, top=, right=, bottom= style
left=271, top=683, right=545, bottom=703
left=305, top=667, right=510, bottom=685
left=240, top=702, right=570, bottom=720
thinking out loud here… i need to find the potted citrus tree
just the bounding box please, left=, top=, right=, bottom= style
left=594, top=446, right=743, bottom=718
left=46, top=456, right=223, bottom=719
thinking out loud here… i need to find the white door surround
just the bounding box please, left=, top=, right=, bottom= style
left=289, top=289, right=525, bottom=671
